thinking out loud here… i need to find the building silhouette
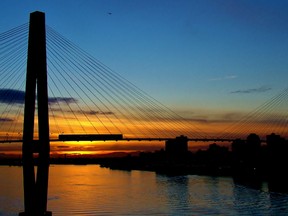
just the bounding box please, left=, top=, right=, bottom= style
left=165, top=135, right=188, bottom=162
left=231, top=133, right=262, bottom=176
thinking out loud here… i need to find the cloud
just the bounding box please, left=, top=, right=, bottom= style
left=0, top=117, right=14, bottom=122
left=230, top=86, right=272, bottom=94
left=209, top=75, right=238, bottom=81
left=0, top=89, right=25, bottom=104
left=86, top=110, right=114, bottom=115
left=57, top=146, right=70, bottom=149
left=0, top=89, right=77, bottom=105
left=50, top=107, right=114, bottom=116
left=48, top=97, right=78, bottom=104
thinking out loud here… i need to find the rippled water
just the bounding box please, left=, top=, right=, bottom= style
left=1, top=165, right=288, bottom=215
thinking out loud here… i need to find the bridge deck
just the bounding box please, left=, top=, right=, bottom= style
left=0, top=137, right=266, bottom=143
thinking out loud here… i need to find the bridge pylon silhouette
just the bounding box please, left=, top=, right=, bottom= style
left=19, top=11, right=52, bottom=216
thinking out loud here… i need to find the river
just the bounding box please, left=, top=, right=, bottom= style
left=1, top=165, right=288, bottom=215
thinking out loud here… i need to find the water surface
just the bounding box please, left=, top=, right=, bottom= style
left=1, top=165, right=288, bottom=215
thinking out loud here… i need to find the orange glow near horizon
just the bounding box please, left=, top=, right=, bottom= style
left=1, top=106, right=288, bottom=156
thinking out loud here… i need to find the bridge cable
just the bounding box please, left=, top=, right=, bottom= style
left=46, top=26, right=205, bottom=138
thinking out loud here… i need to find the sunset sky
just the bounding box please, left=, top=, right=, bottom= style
left=1, top=0, right=288, bottom=155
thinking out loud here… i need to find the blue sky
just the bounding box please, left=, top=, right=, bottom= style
left=1, top=0, right=288, bottom=121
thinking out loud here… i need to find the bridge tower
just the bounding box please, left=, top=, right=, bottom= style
left=20, top=11, right=51, bottom=216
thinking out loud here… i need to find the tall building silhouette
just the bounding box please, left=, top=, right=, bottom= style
left=165, top=135, right=188, bottom=161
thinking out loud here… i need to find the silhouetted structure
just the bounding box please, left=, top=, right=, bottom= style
left=266, top=133, right=288, bottom=192
left=20, top=11, right=52, bottom=216
left=165, top=135, right=188, bottom=162
left=231, top=133, right=262, bottom=176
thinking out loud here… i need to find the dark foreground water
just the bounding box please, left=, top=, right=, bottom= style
left=1, top=165, right=288, bottom=215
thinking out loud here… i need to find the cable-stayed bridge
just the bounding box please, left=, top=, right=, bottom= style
left=2, top=11, right=288, bottom=215
left=1, top=18, right=288, bottom=144
left=1, top=21, right=208, bottom=144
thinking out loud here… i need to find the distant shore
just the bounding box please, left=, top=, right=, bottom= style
left=2, top=132, right=288, bottom=194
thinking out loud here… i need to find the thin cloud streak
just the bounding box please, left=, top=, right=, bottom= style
left=48, top=97, right=78, bottom=104
left=230, top=86, right=272, bottom=94
left=49, top=107, right=114, bottom=116
left=0, top=117, right=13, bottom=122
left=209, top=75, right=238, bottom=81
